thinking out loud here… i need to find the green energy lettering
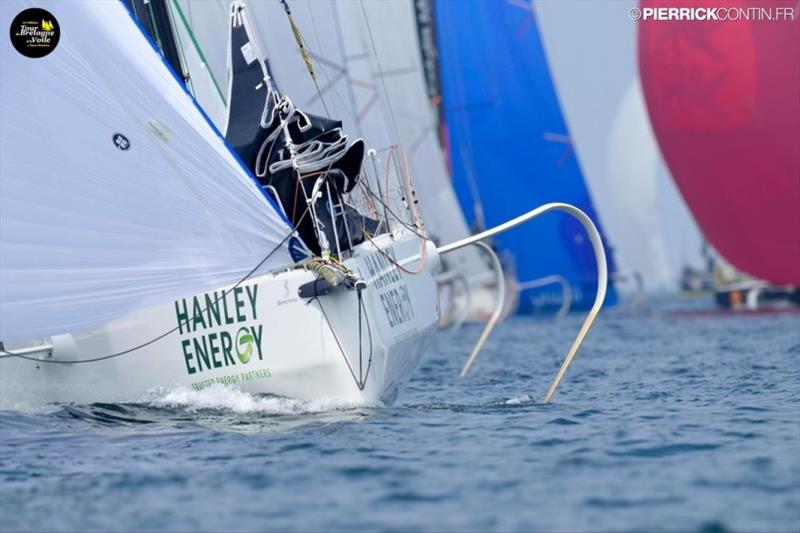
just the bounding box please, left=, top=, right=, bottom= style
left=174, top=286, right=264, bottom=375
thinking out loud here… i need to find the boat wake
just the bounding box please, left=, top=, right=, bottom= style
left=142, top=384, right=378, bottom=416
left=1, top=385, right=380, bottom=435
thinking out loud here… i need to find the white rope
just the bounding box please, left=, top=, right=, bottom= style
left=254, top=94, right=351, bottom=177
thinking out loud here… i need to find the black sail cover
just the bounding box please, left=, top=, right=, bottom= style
left=224, top=3, right=379, bottom=257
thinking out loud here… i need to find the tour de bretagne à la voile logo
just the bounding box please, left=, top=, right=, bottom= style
left=10, top=7, right=60, bottom=58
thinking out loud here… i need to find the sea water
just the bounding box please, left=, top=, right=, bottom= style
left=1, top=299, right=798, bottom=532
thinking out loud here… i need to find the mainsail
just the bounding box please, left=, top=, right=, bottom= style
left=433, top=0, right=618, bottom=312
left=0, top=0, right=295, bottom=341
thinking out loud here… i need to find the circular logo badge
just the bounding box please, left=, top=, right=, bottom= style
left=9, top=8, right=60, bottom=59
left=235, top=327, right=254, bottom=364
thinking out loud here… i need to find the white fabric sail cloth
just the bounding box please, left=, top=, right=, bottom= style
left=250, top=0, right=477, bottom=246
left=177, top=0, right=488, bottom=279
left=0, top=0, right=295, bottom=342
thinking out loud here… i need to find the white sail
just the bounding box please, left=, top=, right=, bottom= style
left=534, top=0, right=703, bottom=291
left=170, top=0, right=229, bottom=129
left=0, top=0, right=295, bottom=342
left=347, top=0, right=485, bottom=277
left=179, top=0, right=487, bottom=274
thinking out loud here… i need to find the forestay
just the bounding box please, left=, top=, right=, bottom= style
left=0, top=0, right=294, bottom=341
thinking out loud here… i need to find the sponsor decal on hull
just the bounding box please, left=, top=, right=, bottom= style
left=174, top=286, right=270, bottom=389
left=362, top=248, right=416, bottom=328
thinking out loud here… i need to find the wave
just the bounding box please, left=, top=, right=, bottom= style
left=141, top=384, right=378, bottom=416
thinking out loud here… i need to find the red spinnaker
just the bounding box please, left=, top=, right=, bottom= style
left=638, top=0, right=800, bottom=285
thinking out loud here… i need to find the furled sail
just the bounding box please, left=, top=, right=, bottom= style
left=0, top=0, right=295, bottom=341
left=433, top=0, right=618, bottom=312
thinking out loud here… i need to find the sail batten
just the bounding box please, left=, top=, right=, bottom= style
left=0, top=0, right=295, bottom=341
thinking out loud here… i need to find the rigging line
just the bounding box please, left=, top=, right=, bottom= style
left=329, top=0, right=366, bottom=138
left=362, top=228, right=427, bottom=276
left=361, top=185, right=427, bottom=241
left=303, top=0, right=357, bottom=127
left=311, top=72, right=332, bottom=119
left=359, top=291, right=374, bottom=388
left=169, top=0, right=228, bottom=106
left=358, top=0, right=403, bottom=147
left=322, top=149, right=424, bottom=243
left=167, top=0, right=194, bottom=95
left=279, top=0, right=331, bottom=117
left=356, top=181, right=380, bottom=219
left=386, top=145, right=426, bottom=235
left=0, top=209, right=311, bottom=365
left=145, top=1, right=165, bottom=57
left=310, top=293, right=372, bottom=390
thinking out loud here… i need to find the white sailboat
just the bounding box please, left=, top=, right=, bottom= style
left=1, top=0, right=608, bottom=410
left=169, top=0, right=515, bottom=325
left=0, top=0, right=442, bottom=409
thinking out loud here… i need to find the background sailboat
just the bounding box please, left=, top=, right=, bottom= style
left=638, top=0, right=800, bottom=291
left=432, top=0, right=618, bottom=313
left=534, top=0, right=705, bottom=294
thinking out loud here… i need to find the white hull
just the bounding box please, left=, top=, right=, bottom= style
left=438, top=273, right=518, bottom=325
left=0, top=232, right=440, bottom=410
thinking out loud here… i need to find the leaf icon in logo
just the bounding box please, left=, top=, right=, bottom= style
left=236, top=327, right=254, bottom=364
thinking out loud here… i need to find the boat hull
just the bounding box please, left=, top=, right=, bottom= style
left=0, top=233, right=440, bottom=410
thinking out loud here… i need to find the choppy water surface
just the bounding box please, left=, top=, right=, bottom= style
left=1, top=299, right=799, bottom=532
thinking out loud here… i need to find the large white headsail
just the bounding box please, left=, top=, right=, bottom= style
left=0, top=0, right=295, bottom=341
